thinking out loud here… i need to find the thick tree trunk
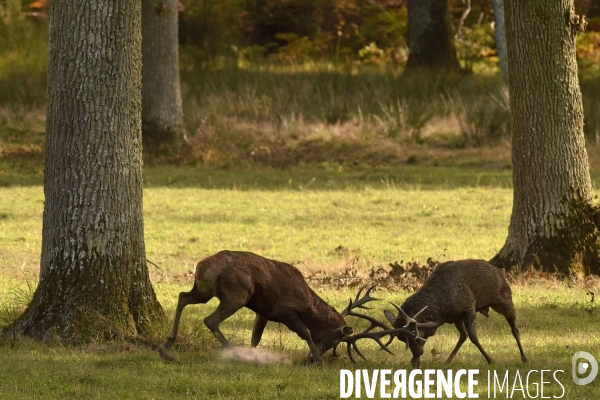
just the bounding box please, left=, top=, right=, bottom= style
left=15, top=0, right=164, bottom=340
left=405, top=0, right=460, bottom=73
left=491, top=0, right=508, bottom=83
left=142, top=0, right=185, bottom=152
left=490, top=0, right=600, bottom=276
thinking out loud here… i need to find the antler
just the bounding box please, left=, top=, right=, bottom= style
left=340, top=285, right=418, bottom=362
left=341, top=285, right=380, bottom=317
left=390, top=302, right=441, bottom=342
left=341, top=285, right=391, bottom=332
left=342, top=326, right=417, bottom=363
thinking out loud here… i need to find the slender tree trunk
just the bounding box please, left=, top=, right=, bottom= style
left=142, top=0, right=185, bottom=152
left=490, top=0, right=600, bottom=276
left=491, top=0, right=508, bottom=83
left=15, top=0, right=164, bottom=340
left=405, top=0, right=460, bottom=73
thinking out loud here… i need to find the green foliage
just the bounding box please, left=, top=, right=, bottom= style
left=455, top=23, right=499, bottom=75
left=178, top=0, right=245, bottom=65
left=354, top=6, right=408, bottom=55
left=578, top=32, right=600, bottom=141
left=270, top=33, right=321, bottom=64
left=240, top=0, right=334, bottom=52
left=0, top=4, right=47, bottom=107
left=334, top=2, right=408, bottom=65
left=577, top=31, right=600, bottom=76
left=180, top=0, right=410, bottom=67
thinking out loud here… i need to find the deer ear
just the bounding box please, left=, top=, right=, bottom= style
left=340, top=326, right=353, bottom=336
left=384, top=310, right=397, bottom=325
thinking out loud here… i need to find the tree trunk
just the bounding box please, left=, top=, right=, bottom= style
left=405, top=0, right=460, bottom=73
left=15, top=0, right=164, bottom=340
left=490, top=0, right=600, bottom=276
left=491, top=0, right=508, bottom=83
left=142, top=0, right=185, bottom=152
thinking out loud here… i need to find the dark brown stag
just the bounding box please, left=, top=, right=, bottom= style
left=159, top=250, right=411, bottom=364
left=384, top=259, right=529, bottom=367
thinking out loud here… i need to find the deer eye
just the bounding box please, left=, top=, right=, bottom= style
left=341, top=326, right=353, bottom=335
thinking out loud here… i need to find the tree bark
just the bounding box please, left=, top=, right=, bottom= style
left=142, top=0, right=185, bottom=152
left=15, top=0, right=164, bottom=340
left=490, top=0, right=600, bottom=276
left=491, top=0, right=508, bottom=83
left=405, top=0, right=460, bottom=73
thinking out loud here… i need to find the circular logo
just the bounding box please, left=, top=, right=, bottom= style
left=572, top=351, right=598, bottom=386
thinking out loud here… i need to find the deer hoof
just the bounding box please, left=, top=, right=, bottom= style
left=158, top=346, right=180, bottom=362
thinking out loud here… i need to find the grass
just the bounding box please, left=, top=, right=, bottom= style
left=1, top=168, right=600, bottom=399
left=143, top=185, right=512, bottom=274
left=175, top=68, right=516, bottom=170
left=1, top=169, right=515, bottom=282
left=1, top=283, right=599, bottom=399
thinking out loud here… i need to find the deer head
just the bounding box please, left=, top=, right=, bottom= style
left=337, top=286, right=419, bottom=362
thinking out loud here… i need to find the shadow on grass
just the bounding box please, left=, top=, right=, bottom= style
left=0, top=164, right=516, bottom=190
left=142, top=165, right=514, bottom=191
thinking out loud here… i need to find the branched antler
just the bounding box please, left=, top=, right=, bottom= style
left=390, top=302, right=441, bottom=342
left=339, top=285, right=418, bottom=362
left=341, top=285, right=380, bottom=317
left=342, top=326, right=416, bottom=363
left=342, top=285, right=391, bottom=333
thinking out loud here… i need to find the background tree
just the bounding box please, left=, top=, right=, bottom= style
left=15, top=0, right=164, bottom=339
left=405, top=0, right=460, bottom=73
left=490, top=0, right=600, bottom=276
left=142, top=0, right=185, bottom=152
left=491, top=0, right=508, bottom=82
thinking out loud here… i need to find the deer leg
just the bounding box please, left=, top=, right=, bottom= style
left=204, top=300, right=247, bottom=348
left=163, top=285, right=212, bottom=350
left=280, top=314, right=322, bottom=365
left=331, top=344, right=340, bottom=358
left=490, top=302, right=529, bottom=364
left=464, top=310, right=494, bottom=364
left=251, top=314, right=268, bottom=347
left=506, top=317, right=529, bottom=364
left=203, top=275, right=253, bottom=347
left=446, top=320, right=468, bottom=364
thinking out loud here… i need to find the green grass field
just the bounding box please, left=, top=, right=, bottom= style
left=1, top=166, right=599, bottom=399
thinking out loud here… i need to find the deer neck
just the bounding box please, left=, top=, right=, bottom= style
left=403, top=293, right=438, bottom=322
left=301, top=293, right=346, bottom=336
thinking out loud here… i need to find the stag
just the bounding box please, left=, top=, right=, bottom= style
left=159, top=250, right=412, bottom=364
left=384, top=259, right=529, bottom=368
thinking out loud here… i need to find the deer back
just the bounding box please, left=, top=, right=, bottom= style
left=401, top=259, right=510, bottom=323
left=197, top=251, right=346, bottom=333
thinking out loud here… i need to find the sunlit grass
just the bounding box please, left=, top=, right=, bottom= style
left=0, top=168, right=514, bottom=281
